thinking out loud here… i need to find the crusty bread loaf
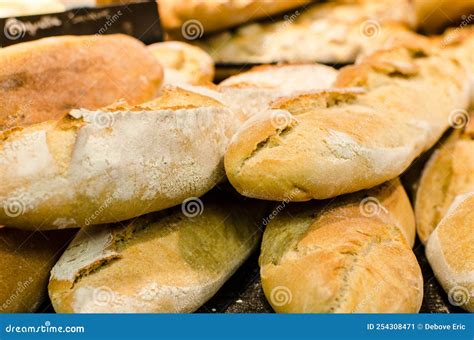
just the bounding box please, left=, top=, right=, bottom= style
left=415, top=0, right=474, bottom=33
left=426, top=192, right=474, bottom=312
left=0, top=35, right=163, bottom=131
left=160, top=0, right=311, bottom=36
left=0, top=87, right=239, bottom=230
left=49, top=197, right=265, bottom=313
left=260, top=179, right=422, bottom=313
left=415, top=115, right=474, bottom=244
left=195, top=0, right=416, bottom=65
left=224, top=43, right=470, bottom=201
left=0, top=228, right=75, bottom=312
left=148, top=41, right=214, bottom=85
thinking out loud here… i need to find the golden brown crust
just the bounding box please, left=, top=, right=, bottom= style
left=224, top=42, right=470, bottom=201
left=0, top=228, right=76, bottom=312
left=260, top=179, right=422, bottom=313
left=0, top=35, right=163, bottom=131
left=415, top=113, right=474, bottom=244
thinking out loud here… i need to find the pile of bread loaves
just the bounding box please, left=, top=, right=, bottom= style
left=0, top=0, right=473, bottom=314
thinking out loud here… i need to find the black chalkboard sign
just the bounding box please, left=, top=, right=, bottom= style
left=0, top=1, right=163, bottom=47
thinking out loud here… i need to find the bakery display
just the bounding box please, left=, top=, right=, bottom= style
left=194, top=0, right=416, bottom=65
left=260, top=179, right=423, bottom=313
left=0, top=87, right=239, bottom=230
left=224, top=43, right=469, bottom=202
left=49, top=197, right=266, bottom=313
left=0, top=0, right=472, bottom=315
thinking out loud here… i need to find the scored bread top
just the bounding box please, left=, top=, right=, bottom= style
left=0, top=34, right=163, bottom=132
left=224, top=40, right=470, bottom=201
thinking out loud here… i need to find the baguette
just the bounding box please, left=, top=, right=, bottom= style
left=160, top=0, right=311, bottom=36
left=260, top=179, right=422, bottom=313
left=0, top=228, right=75, bottom=312
left=0, top=87, right=239, bottom=230
left=49, top=197, right=265, bottom=313
left=224, top=44, right=470, bottom=201
left=0, top=35, right=163, bottom=131
left=415, top=114, right=474, bottom=244
left=195, top=0, right=416, bottom=65
left=426, top=192, right=474, bottom=312
left=148, top=41, right=214, bottom=85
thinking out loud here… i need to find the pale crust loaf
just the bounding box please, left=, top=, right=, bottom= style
left=426, top=192, right=474, bottom=312
left=260, top=179, right=422, bottom=313
left=0, top=35, right=163, bottom=132
left=148, top=41, right=215, bottom=85
left=415, top=118, right=474, bottom=244
left=224, top=43, right=470, bottom=201
left=195, top=0, right=416, bottom=65
left=49, top=199, right=265, bottom=313
left=0, top=88, right=240, bottom=230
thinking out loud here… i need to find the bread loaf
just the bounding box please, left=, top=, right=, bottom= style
left=0, top=87, right=239, bottom=230
left=260, top=179, right=422, bottom=313
left=415, top=115, right=474, bottom=244
left=195, top=0, right=416, bottom=65
left=224, top=44, right=470, bottom=201
left=160, top=0, right=311, bottom=36
left=0, top=35, right=163, bottom=131
left=0, top=228, right=75, bottom=312
left=148, top=41, right=214, bottom=85
left=426, top=192, right=474, bottom=312
left=49, top=197, right=266, bottom=313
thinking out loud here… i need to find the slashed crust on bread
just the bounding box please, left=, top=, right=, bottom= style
left=260, top=179, right=422, bottom=313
